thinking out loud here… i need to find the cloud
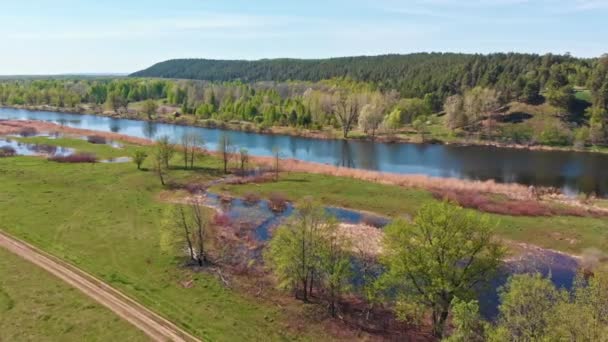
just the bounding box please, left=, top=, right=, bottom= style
left=573, top=0, right=608, bottom=10
left=0, top=12, right=296, bottom=41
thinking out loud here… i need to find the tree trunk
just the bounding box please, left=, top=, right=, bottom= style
left=431, top=309, right=450, bottom=338
left=301, top=279, right=308, bottom=302
left=308, top=271, right=314, bottom=298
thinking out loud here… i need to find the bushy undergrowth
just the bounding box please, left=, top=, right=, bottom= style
left=0, top=146, right=16, bottom=157
left=87, top=135, right=107, bottom=144
left=48, top=153, right=97, bottom=163
left=433, top=189, right=605, bottom=218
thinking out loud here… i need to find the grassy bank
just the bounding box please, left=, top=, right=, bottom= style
left=213, top=172, right=608, bottom=255
left=0, top=247, right=148, bottom=342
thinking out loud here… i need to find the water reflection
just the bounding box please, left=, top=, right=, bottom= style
left=2, top=107, right=608, bottom=196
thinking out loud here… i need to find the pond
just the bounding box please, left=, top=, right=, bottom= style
left=204, top=192, right=579, bottom=320
left=2, top=107, right=608, bottom=196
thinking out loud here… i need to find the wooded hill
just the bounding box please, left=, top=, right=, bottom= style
left=131, top=53, right=593, bottom=99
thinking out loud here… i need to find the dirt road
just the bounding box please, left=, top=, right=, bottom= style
left=0, top=230, right=201, bottom=342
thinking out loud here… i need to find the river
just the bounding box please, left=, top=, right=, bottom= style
left=2, top=107, right=608, bottom=196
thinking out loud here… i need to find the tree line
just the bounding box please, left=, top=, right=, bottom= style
left=2, top=53, right=607, bottom=144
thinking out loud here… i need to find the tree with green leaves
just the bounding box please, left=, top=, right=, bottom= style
left=444, top=299, right=486, bottom=342
left=142, top=99, right=158, bottom=120
left=132, top=150, right=147, bottom=170
left=155, top=135, right=174, bottom=169
left=489, top=273, right=559, bottom=341
left=488, top=270, right=608, bottom=341
left=318, top=222, right=352, bottom=317
left=265, top=198, right=328, bottom=302
left=379, top=201, right=504, bottom=338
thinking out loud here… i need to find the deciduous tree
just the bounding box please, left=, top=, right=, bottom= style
left=380, top=201, right=504, bottom=338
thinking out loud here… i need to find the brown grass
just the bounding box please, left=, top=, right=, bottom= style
left=433, top=189, right=608, bottom=218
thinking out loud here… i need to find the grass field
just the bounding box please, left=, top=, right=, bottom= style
left=1, top=136, right=607, bottom=341
left=214, top=172, right=608, bottom=255
left=0, top=247, right=148, bottom=342
left=0, top=139, right=333, bottom=341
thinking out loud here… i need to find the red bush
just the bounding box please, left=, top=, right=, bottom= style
left=87, top=135, right=107, bottom=144
left=213, top=213, right=232, bottom=227
left=432, top=190, right=553, bottom=217
left=18, top=127, right=38, bottom=137
left=49, top=153, right=97, bottom=163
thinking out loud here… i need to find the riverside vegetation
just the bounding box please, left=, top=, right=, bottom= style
left=1, top=53, right=608, bottom=151
left=1, top=128, right=608, bottom=340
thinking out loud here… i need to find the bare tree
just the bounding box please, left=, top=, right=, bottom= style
left=272, top=146, right=280, bottom=181
left=238, top=148, right=249, bottom=175
left=181, top=132, right=203, bottom=169
left=172, top=198, right=211, bottom=266
left=218, top=133, right=232, bottom=174
left=334, top=92, right=363, bottom=138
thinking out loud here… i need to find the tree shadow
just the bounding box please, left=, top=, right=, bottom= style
left=497, top=112, right=534, bottom=124
left=170, top=165, right=224, bottom=176
left=282, top=178, right=311, bottom=183
left=563, top=98, right=591, bottom=125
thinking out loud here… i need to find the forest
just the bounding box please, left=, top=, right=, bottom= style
left=1, top=53, right=607, bottom=147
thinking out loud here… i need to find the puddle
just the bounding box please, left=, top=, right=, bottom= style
left=0, top=138, right=73, bottom=157
left=100, top=157, right=132, bottom=163
left=204, top=192, right=386, bottom=241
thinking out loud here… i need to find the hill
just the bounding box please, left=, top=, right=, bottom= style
left=130, top=53, right=592, bottom=98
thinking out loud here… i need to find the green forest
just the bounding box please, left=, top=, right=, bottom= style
left=1, top=53, right=607, bottom=147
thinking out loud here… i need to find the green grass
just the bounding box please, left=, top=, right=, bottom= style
left=214, top=172, right=608, bottom=255
left=0, top=247, right=148, bottom=342
left=575, top=89, right=593, bottom=104
left=0, top=154, right=329, bottom=341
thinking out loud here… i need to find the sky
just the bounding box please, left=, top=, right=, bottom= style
left=1, top=0, right=607, bottom=75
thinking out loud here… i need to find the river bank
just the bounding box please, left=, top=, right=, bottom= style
left=4, top=104, right=607, bottom=155
left=5, top=118, right=608, bottom=218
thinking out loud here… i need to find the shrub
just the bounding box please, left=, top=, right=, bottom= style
left=184, top=182, right=205, bottom=194
left=538, top=126, right=572, bottom=146
left=31, top=144, right=58, bottom=155
left=48, top=153, right=97, bottom=163
left=0, top=146, right=17, bottom=157
left=243, top=192, right=260, bottom=205
left=132, top=150, right=148, bottom=170
left=18, top=127, right=38, bottom=137
left=500, top=125, right=534, bottom=144
left=213, top=213, right=231, bottom=227
left=268, top=192, right=288, bottom=212
left=87, top=135, right=107, bottom=144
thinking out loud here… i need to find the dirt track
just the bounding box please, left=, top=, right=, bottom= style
left=0, top=230, right=201, bottom=342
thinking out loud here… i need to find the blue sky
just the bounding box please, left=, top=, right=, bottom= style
left=1, top=0, right=607, bottom=74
